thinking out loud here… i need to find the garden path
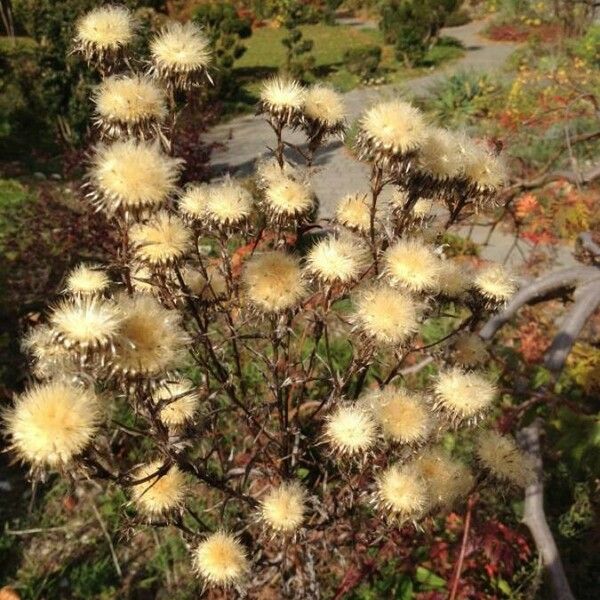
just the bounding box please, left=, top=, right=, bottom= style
left=204, top=19, right=578, bottom=268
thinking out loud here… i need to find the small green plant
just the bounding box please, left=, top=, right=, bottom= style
left=342, top=44, right=382, bottom=81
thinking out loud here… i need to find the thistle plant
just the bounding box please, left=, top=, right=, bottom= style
left=5, top=7, right=534, bottom=597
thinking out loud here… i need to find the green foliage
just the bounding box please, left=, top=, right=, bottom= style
left=379, top=0, right=460, bottom=66
left=572, top=24, right=600, bottom=67
left=342, top=44, right=382, bottom=80
left=425, top=71, right=500, bottom=127
left=193, top=2, right=252, bottom=102
left=279, top=0, right=315, bottom=80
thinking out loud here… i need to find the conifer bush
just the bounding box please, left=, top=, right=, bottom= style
left=4, top=5, right=535, bottom=596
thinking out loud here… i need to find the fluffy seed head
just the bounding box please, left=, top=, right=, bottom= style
left=255, top=159, right=298, bottom=189
left=22, top=325, right=74, bottom=380
left=476, top=430, right=535, bottom=488
left=4, top=381, right=100, bottom=468
left=206, top=180, right=253, bottom=227
left=50, top=297, right=122, bottom=351
left=65, top=264, right=110, bottom=296
left=263, top=176, right=314, bottom=218
left=181, top=264, right=227, bottom=301
left=324, top=404, right=378, bottom=455
left=179, top=184, right=211, bottom=221
left=113, top=294, right=188, bottom=378
left=89, top=140, right=182, bottom=213
left=353, top=284, right=419, bottom=346
left=94, top=75, right=166, bottom=132
left=363, top=386, right=431, bottom=445
left=335, top=194, right=371, bottom=233
left=458, top=136, right=507, bottom=194
left=260, top=482, right=306, bottom=534
left=130, top=211, right=192, bottom=266
left=305, top=235, right=369, bottom=284
left=473, top=263, right=516, bottom=305
left=358, top=100, right=425, bottom=159
left=150, top=22, right=211, bottom=87
left=452, top=333, right=488, bottom=367
left=416, top=449, right=474, bottom=507
left=259, top=77, right=305, bottom=123
left=242, top=251, right=306, bottom=313
left=437, top=259, right=471, bottom=298
left=75, top=6, right=134, bottom=53
left=383, top=239, right=442, bottom=293
left=155, top=379, right=200, bottom=426
left=418, top=127, right=462, bottom=181
left=303, top=84, right=345, bottom=128
left=193, top=532, right=249, bottom=587
left=376, top=463, right=429, bottom=520
left=131, top=462, right=187, bottom=516
left=433, top=368, right=497, bottom=424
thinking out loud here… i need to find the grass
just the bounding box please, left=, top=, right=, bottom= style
left=228, top=23, right=464, bottom=112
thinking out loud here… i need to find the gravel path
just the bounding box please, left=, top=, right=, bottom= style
left=204, top=19, right=578, bottom=268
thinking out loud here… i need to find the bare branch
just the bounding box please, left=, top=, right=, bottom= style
left=480, top=267, right=600, bottom=340
left=517, top=422, right=575, bottom=600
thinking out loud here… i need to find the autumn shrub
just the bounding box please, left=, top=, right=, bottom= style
left=2, top=5, right=540, bottom=597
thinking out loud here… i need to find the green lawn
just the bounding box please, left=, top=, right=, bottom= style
left=230, top=23, right=464, bottom=111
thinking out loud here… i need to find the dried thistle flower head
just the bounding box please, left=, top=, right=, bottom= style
left=258, top=77, right=305, bottom=125
left=452, top=333, right=488, bottom=367
left=433, top=368, right=497, bottom=425
left=89, top=140, right=182, bottom=214
left=305, top=235, right=368, bottom=284
left=324, top=404, right=378, bottom=455
left=130, top=211, right=192, bottom=266
left=242, top=251, right=306, bottom=313
left=206, top=180, right=253, bottom=227
left=74, top=5, right=134, bottom=64
left=22, top=325, right=74, bottom=380
left=260, top=481, right=306, bottom=534
left=303, top=84, right=346, bottom=135
left=50, top=296, right=122, bottom=352
left=93, top=75, right=166, bottom=138
left=130, top=264, right=157, bottom=295
left=376, top=463, right=429, bottom=521
left=416, top=449, right=474, bottom=507
left=65, top=264, right=110, bottom=296
left=363, top=386, right=431, bottom=445
left=131, top=461, right=187, bottom=516
left=335, top=193, right=372, bottom=233
left=457, top=136, right=507, bottom=198
left=113, top=294, right=188, bottom=379
left=150, top=22, right=212, bottom=89
left=473, top=263, right=516, bottom=306
left=437, top=259, right=471, bottom=299
left=357, top=100, right=426, bottom=165
left=154, top=379, right=200, bottom=426
left=255, top=158, right=298, bottom=189
left=263, top=175, right=314, bottom=219
left=179, top=184, right=211, bottom=221
left=4, top=381, right=100, bottom=468
left=192, top=531, right=249, bottom=588
left=411, top=198, right=435, bottom=219
left=181, top=264, right=227, bottom=302
left=476, top=430, right=535, bottom=488
left=383, top=239, right=441, bottom=293
left=353, top=284, right=419, bottom=346
left=417, top=127, right=462, bottom=182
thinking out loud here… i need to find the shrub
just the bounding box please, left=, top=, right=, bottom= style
left=342, top=44, right=382, bottom=80
left=3, top=6, right=535, bottom=597
left=379, top=0, right=460, bottom=67
left=192, top=1, right=252, bottom=101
